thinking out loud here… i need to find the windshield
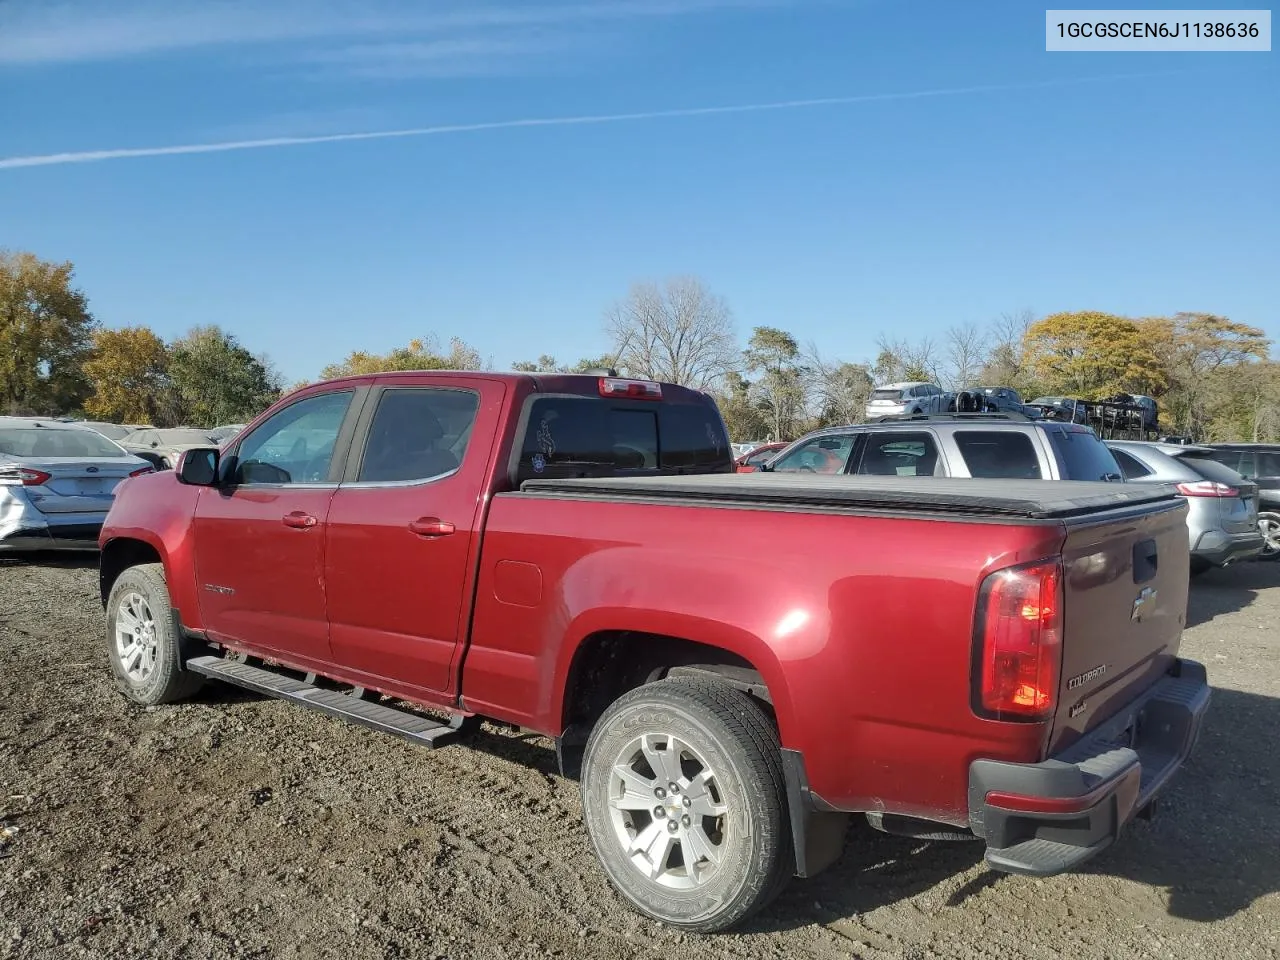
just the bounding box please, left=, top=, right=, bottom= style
left=0, top=427, right=127, bottom=458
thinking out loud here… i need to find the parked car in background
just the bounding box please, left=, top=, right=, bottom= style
left=961, top=386, right=1028, bottom=415
left=1106, top=441, right=1264, bottom=575
left=1202, top=443, right=1280, bottom=560
left=734, top=441, right=787, bottom=472
left=208, top=423, right=246, bottom=443
left=0, top=416, right=153, bottom=551
left=99, top=371, right=1207, bottom=931
left=73, top=421, right=145, bottom=442
left=1026, top=396, right=1084, bottom=422
left=864, top=381, right=952, bottom=419
left=120, top=428, right=220, bottom=470
left=763, top=414, right=1124, bottom=482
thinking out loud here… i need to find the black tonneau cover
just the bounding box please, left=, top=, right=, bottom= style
left=519, top=473, right=1181, bottom=520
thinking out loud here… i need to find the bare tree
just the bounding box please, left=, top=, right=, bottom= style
left=979, top=309, right=1037, bottom=392
left=946, top=322, right=987, bottom=389
left=874, top=334, right=944, bottom=385
left=604, top=277, right=738, bottom=389
left=805, top=342, right=874, bottom=425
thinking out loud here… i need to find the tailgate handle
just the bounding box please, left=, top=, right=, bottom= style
left=1133, top=538, right=1157, bottom=583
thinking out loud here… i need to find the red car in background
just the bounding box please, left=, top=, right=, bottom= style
left=734, top=441, right=787, bottom=472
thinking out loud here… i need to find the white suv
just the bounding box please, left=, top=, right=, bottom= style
left=864, top=381, right=951, bottom=419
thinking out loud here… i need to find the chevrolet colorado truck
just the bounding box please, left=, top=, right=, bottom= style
left=98, top=371, right=1210, bottom=932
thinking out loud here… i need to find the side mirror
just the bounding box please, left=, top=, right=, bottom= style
left=176, top=448, right=220, bottom=486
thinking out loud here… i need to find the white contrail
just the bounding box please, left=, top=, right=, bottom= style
left=0, top=72, right=1181, bottom=171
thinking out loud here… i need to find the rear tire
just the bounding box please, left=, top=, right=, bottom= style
left=106, top=563, right=204, bottom=705
left=580, top=677, right=791, bottom=933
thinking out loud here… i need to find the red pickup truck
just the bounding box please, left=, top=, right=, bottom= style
left=98, top=371, right=1209, bottom=932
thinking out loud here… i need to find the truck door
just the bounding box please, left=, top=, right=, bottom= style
left=193, top=389, right=360, bottom=663
left=323, top=379, right=504, bottom=696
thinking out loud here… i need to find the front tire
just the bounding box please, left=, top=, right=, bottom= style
left=580, top=677, right=791, bottom=933
left=106, top=563, right=203, bottom=705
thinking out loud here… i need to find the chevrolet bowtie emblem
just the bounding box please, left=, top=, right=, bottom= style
left=1131, top=586, right=1157, bottom=621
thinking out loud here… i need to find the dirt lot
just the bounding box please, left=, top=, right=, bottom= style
left=1, top=558, right=1278, bottom=960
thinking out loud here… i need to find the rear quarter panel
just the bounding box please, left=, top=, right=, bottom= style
left=466, top=494, right=1067, bottom=824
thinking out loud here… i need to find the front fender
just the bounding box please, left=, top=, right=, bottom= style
left=99, top=472, right=203, bottom=628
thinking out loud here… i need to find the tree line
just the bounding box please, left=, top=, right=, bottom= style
left=2, top=252, right=282, bottom=426
left=4, top=251, right=1276, bottom=442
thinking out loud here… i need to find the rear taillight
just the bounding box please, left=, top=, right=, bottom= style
left=972, top=559, right=1063, bottom=722
left=129, top=466, right=155, bottom=478
left=12, top=468, right=52, bottom=486
left=599, top=377, right=662, bottom=400
left=1175, top=480, right=1238, bottom=498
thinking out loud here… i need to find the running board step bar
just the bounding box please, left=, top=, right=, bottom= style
left=185, top=655, right=474, bottom=749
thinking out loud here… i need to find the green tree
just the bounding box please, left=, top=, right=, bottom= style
left=1023, top=311, right=1166, bottom=398
left=745, top=326, right=807, bottom=441
left=712, top=371, right=769, bottom=441
left=0, top=250, right=98, bottom=415
left=83, top=326, right=174, bottom=425
left=169, top=325, right=282, bottom=427
left=320, top=335, right=484, bottom=379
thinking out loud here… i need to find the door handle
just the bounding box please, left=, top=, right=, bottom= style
left=408, top=517, right=455, bottom=538
left=282, top=511, right=318, bottom=529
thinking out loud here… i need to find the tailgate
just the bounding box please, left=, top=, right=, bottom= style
left=1217, top=479, right=1259, bottom=535
left=1049, top=497, right=1190, bottom=753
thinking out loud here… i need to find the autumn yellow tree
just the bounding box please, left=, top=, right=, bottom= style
left=83, top=326, right=172, bottom=424
left=319, top=336, right=485, bottom=379
left=1023, top=311, right=1166, bottom=398
left=0, top=250, right=97, bottom=414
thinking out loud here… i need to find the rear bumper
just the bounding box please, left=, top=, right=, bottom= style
left=0, top=518, right=104, bottom=551
left=968, top=658, right=1210, bottom=876
left=1193, top=528, right=1265, bottom=566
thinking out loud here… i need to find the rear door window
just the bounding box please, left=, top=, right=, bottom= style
left=1047, top=428, right=1122, bottom=481
left=516, top=397, right=728, bottom=483
left=1257, top=452, right=1280, bottom=478
left=1110, top=448, right=1153, bottom=480
left=954, top=431, right=1043, bottom=479
left=1203, top=449, right=1251, bottom=476
left=357, top=388, right=480, bottom=483
left=854, top=431, right=940, bottom=476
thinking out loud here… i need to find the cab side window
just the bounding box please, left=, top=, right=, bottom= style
left=854, top=432, right=941, bottom=477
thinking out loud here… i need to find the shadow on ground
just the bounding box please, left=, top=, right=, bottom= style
left=0, top=551, right=98, bottom=570
left=749, top=684, right=1280, bottom=933
left=1186, top=559, right=1280, bottom=626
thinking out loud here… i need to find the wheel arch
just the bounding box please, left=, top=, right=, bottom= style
left=99, top=535, right=167, bottom=608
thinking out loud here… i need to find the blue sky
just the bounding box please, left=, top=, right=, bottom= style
left=1, top=0, right=1276, bottom=384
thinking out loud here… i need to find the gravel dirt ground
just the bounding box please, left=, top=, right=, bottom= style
left=2, top=556, right=1278, bottom=960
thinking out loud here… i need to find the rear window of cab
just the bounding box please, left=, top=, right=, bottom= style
left=515, top=396, right=731, bottom=483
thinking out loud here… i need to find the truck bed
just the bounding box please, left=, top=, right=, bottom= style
left=519, top=473, right=1181, bottom=520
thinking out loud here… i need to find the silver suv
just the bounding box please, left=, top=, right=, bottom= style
left=762, top=413, right=1124, bottom=481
